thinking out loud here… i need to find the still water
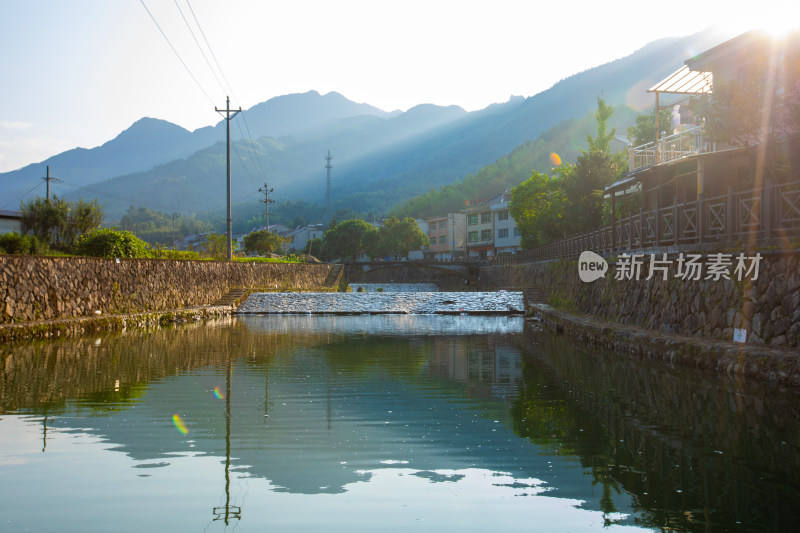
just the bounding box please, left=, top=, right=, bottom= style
left=2, top=314, right=799, bottom=532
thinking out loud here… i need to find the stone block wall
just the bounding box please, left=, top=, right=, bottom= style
left=480, top=251, right=800, bottom=348
left=0, top=255, right=336, bottom=324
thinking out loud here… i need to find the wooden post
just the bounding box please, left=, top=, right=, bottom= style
left=726, top=186, right=735, bottom=243
left=654, top=203, right=660, bottom=246
left=611, top=192, right=617, bottom=254
left=697, top=193, right=704, bottom=245
left=763, top=178, right=772, bottom=242
left=673, top=203, right=679, bottom=246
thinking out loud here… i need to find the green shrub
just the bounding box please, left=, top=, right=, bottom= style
left=146, top=247, right=200, bottom=260
left=0, top=232, right=46, bottom=255
left=75, top=229, right=150, bottom=258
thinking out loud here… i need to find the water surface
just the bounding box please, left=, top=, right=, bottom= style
left=1, top=314, right=799, bottom=532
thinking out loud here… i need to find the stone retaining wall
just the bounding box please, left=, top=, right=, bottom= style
left=480, top=251, right=800, bottom=349
left=0, top=255, right=337, bottom=324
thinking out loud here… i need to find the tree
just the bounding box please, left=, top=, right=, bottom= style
left=302, top=238, right=323, bottom=256
left=201, top=233, right=228, bottom=260
left=321, top=219, right=377, bottom=261
left=511, top=97, right=625, bottom=249
left=375, top=217, right=429, bottom=259
left=627, top=107, right=672, bottom=147
left=243, top=230, right=285, bottom=256
left=20, top=195, right=104, bottom=251
left=510, top=170, right=568, bottom=248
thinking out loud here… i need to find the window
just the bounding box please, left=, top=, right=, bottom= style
left=468, top=214, right=478, bottom=226
left=468, top=231, right=479, bottom=242
left=497, top=210, right=509, bottom=221
left=439, top=236, right=447, bottom=244
left=481, top=229, right=491, bottom=241
left=439, top=220, right=447, bottom=229
left=498, top=228, right=508, bottom=239
left=481, top=213, right=491, bottom=224
left=513, top=227, right=520, bottom=236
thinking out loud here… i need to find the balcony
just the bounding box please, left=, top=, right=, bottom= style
left=629, top=125, right=710, bottom=172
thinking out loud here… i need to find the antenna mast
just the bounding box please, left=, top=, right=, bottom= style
left=324, top=150, right=333, bottom=221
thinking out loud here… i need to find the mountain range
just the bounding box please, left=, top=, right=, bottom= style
left=0, top=28, right=732, bottom=223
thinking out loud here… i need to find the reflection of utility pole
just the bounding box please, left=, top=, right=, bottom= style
left=259, top=183, right=275, bottom=230
left=215, top=96, right=242, bottom=261
left=213, top=358, right=241, bottom=524
left=42, top=166, right=62, bottom=202
left=42, top=414, right=48, bottom=453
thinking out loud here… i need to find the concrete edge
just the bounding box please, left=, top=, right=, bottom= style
left=530, top=303, right=800, bottom=387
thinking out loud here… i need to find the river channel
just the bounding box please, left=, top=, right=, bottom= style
left=1, top=290, right=799, bottom=532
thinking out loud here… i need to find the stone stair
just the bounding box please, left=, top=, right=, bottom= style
left=523, top=287, right=546, bottom=307
left=323, top=264, right=344, bottom=288
left=212, top=288, right=250, bottom=307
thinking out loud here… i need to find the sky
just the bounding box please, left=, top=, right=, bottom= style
left=1, top=0, right=798, bottom=174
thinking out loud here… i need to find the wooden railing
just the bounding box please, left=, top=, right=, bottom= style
left=512, top=179, right=800, bottom=263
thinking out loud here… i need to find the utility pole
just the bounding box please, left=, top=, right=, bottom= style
left=324, top=150, right=332, bottom=222
left=258, top=183, right=274, bottom=230
left=215, top=96, right=241, bottom=261
left=42, top=166, right=62, bottom=202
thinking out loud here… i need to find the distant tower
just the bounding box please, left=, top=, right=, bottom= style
left=324, top=150, right=333, bottom=221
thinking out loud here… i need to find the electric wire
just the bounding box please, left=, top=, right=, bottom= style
left=172, top=0, right=228, bottom=98
left=139, top=0, right=216, bottom=106
left=183, top=0, right=270, bottom=183
left=0, top=181, right=44, bottom=209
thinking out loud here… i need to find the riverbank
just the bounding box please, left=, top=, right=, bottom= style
left=0, top=305, right=235, bottom=342
left=530, top=303, right=800, bottom=387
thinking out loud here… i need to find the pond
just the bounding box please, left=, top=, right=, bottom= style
left=1, top=313, right=799, bottom=532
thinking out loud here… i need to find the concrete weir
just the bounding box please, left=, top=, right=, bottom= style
left=235, top=291, right=525, bottom=315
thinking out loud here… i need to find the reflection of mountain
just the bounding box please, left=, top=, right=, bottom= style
left=5, top=315, right=800, bottom=531
left=2, top=317, right=617, bottom=510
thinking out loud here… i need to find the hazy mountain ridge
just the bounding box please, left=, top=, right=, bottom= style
left=0, top=90, right=390, bottom=206
left=0, top=28, right=736, bottom=221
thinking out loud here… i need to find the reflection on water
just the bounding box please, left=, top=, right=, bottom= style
left=1, top=316, right=799, bottom=532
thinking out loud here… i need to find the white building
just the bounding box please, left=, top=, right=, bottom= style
left=490, top=192, right=521, bottom=255
left=0, top=210, right=22, bottom=235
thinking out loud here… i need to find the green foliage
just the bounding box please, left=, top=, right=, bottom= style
left=509, top=170, right=568, bottom=248
left=302, top=238, right=323, bottom=256
left=243, top=230, right=286, bottom=256
left=511, top=97, right=626, bottom=248
left=119, top=205, right=214, bottom=246
left=146, top=247, right=200, bottom=260
left=75, top=228, right=150, bottom=258
left=234, top=255, right=304, bottom=264
left=374, top=217, right=430, bottom=259
left=627, top=108, right=672, bottom=147
left=321, top=219, right=378, bottom=261
left=20, top=195, right=104, bottom=251
left=0, top=232, right=47, bottom=255
left=200, top=233, right=229, bottom=260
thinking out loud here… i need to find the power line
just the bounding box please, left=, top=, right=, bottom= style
left=138, top=0, right=216, bottom=106
left=179, top=0, right=268, bottom=183
left=0, top=181, right=43, bottom=210
left=172, top=0, right=227, bottom=97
